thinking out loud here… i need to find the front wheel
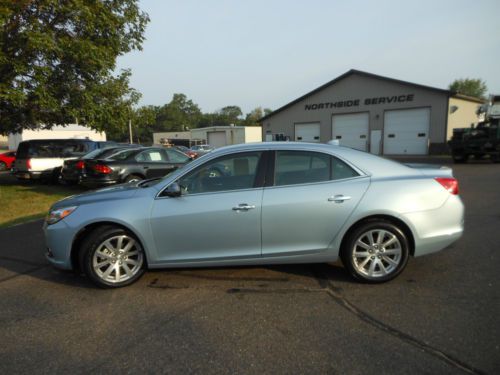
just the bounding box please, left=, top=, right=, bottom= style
left=79, top=226, right=146, bottom=288
left=341, top=221, right=410, bottom=283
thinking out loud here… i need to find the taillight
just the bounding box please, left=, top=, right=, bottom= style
left=93, top=164, right=112, bottom=174
left=26, top=158, right=31, bottom=169
left=435, top=177, right=459, bottom=195
left=76, top=160, right=85, bottom=170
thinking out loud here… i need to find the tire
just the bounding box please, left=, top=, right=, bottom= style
left=452, top=154, right=467, bottom=164
left=78, top=225, right=146, bottom=288
left=0, top=161, right=6, bottom=171
left=341, top=220, right=410, bottom=283
left=124, top=174, right=144, bottom=183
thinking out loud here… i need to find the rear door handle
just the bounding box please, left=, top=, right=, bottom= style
left=328, top=195, right=351, bottom=203
left=232, top=203, right=256, bottom=211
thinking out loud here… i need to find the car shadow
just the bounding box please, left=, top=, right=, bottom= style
left=0, top=218, right=352, bottom=290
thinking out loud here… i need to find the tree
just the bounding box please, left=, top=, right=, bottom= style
left=449, top=78, right=488, bottom=99
left=0, top=0, right=149, bottom=135
left=156, top=93, right=202, bottom=132
left=243, top=107, right=272, bottom=126
left=130, top=105, right=160, bottom=144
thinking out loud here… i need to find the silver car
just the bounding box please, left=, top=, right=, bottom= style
left=44, top=142, right=464, bottom=288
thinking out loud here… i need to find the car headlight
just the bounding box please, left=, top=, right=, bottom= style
left=46, top=206, right=78, bottom=225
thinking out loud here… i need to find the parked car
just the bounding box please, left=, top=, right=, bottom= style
left=79, top=146, right=191, bottom=187
left=173, top=145, right=197, bottom=159
left=60, top=146, right=137, bottom=185
left=12, top=139, right=118, bottom=181
left=44, top=142, right=464, bottom=288
left=189, top=144, right=214, bottom=157
left=0, top=151, right=16, bottom=171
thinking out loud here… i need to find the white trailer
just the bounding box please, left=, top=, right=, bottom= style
left=8, top=124, right=106, bottom=150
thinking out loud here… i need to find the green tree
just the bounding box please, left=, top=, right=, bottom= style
left=449, top=78, right=488, bottom=99
left=157, top=93, right=202, bottom=131
left=131, top=105, right=160, bottom=144
left=243, top=107, right=272, bottom=126
left=0, top=0, right=149, bottom=135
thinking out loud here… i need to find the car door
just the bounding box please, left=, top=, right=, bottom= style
left=150, top=151, right=266, bottom=262
left=134, top=149, right=173, bottom=178
left=261, top=150, right=370, bottom=256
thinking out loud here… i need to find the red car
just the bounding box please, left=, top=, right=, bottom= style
left=0, top=151, right=16, bottom=171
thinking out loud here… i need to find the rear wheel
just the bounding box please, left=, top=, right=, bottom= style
left=341, top=221, right=409, bottom=283
left=79, top=226, right=146, bottom=288
left=0, top=161, right=6, bottom=171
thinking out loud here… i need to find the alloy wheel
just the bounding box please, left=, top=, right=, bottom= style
left=92, top=235, right=144, bottom=284
left=351, top=229, right=402, bottom=278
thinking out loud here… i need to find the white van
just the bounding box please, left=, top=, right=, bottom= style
left=13, top=139, right=117, bottom=181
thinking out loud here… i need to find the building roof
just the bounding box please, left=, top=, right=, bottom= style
left=259, top=69, right=483, bottom=122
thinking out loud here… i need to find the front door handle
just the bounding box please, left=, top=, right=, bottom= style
left=232, top=203, right=256, bottom=211
left=328, top=195, right=351, bottom=203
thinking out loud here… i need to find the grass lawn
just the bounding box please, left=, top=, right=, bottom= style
left=0, top=173, right=84, bottom=227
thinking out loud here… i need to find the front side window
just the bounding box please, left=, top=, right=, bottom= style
left=274, top=151, right=359, bottom=186
left=177, top=152, right=262, bottom=195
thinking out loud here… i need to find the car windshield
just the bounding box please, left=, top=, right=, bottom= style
left=82, top=148, right=111, bottom=160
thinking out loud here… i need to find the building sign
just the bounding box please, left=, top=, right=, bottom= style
left=305, top=94, right=414, bottom=110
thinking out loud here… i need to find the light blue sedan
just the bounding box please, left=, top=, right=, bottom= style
left=44, top=142, right=464, bottom=288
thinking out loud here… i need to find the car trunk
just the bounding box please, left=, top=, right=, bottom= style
left=404, top=163, right=454, bottom=178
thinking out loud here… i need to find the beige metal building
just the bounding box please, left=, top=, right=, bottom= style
left=260, top=70, right=484, bottom=155
left=153, top=126, right=262, bottom=148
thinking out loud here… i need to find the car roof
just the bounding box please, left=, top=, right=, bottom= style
left=206, top=142, right=414, bottom=178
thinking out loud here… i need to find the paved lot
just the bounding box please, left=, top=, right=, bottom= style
left=0, top=162, right=499, bottom=374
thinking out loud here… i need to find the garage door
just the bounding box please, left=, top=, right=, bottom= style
left=384, top=108, right=430, bottom=155
left=295, top=123, right=320, bottom=142
left=207, top=131, right=227, bottom=148
left=331, top=113, right=369, bottom=151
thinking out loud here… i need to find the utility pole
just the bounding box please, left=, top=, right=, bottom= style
left=128, top=119, right=133, bottom=144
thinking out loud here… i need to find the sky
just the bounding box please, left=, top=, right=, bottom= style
left=117, top=0, right=500, bottom=114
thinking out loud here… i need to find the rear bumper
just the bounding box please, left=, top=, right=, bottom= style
left=14, top=171, right=43, bottom=180
left=402, top=195, right=465, bottom=257
left=80, top=177, right=119, bottom=187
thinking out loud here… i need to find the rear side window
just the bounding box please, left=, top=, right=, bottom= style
left=16, top=141, right=92, bottom=158
left=108, top=149, right=138, bottom=161
left=164, top=148, right=190, bottom=163
left=274, top=151, right=359, bottom=186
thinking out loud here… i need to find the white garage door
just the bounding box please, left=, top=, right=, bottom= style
left=331, top=113, right=369, bottom=151
left=384, top=108, right=430, bottom=155
left=295, top=123, right=320, bottom=142
left=207, top=131, right=227, bottom=148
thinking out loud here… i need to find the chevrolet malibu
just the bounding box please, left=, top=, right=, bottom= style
left=44, top=142, right=464, bottom=288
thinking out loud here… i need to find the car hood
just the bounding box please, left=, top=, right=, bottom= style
left=52, top=183, right=140, bottom=209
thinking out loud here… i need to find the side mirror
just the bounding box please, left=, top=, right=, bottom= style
left=163, top=182, right=182, bottom=197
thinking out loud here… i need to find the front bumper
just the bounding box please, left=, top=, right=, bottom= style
left=43, top=220, right=76, bottom=270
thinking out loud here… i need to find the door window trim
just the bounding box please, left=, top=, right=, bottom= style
left=157, top=150, right=270, bottom=198
left=268, top=150, right=366, bottom=188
